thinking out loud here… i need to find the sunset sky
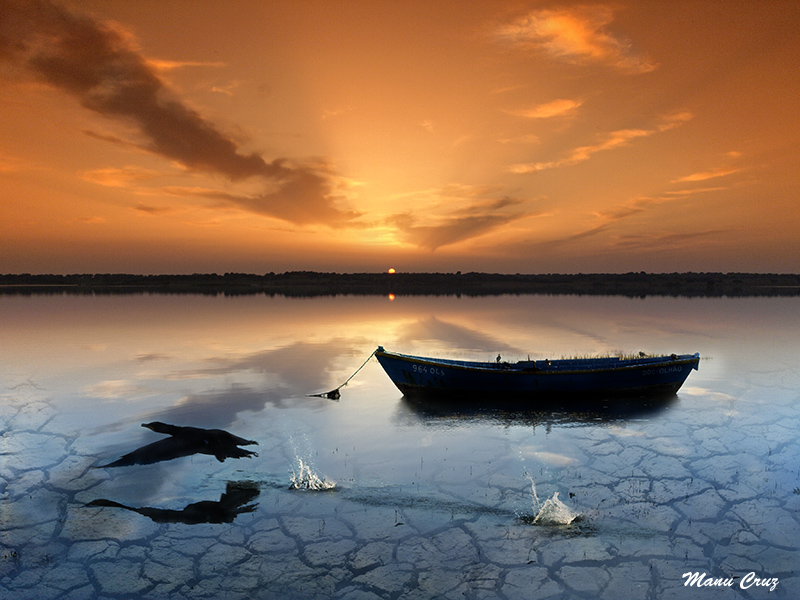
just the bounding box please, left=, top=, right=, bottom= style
left=1, top=0, right=799, bottom=274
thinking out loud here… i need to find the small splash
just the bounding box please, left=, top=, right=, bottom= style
left=532, top=492, right=580, bottom=525
left=528, top=479, right=580, bottom=525
left=289, top=459, right=336, bottom=491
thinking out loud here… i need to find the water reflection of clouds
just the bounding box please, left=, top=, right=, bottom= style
left=516, top=316, right=613, bottom=354
left=166, top=340, right=361, bottom=392
left=142, top=386, right=293, bottom=430
left=83, top=379, right=156, bottom=400
left=681, top=386, right=738, bottom=403
left=392, top=307, right=693, bottom=361
left=86, top=344, right=341, bottom=429
left=605, top=426, right=646, bottom=438
left=135, top=352, right=172, bottom=362
left=519, top=448, right=579, bottom=467
left=397, top=316, right=524, bottom=354
left=134, top=340, right=367, bottom=428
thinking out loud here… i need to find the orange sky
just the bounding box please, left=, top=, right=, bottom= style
left=1, top=0, right=799, bottom=274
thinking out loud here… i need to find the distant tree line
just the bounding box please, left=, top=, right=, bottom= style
left=0, top=272, right=799, bottom=297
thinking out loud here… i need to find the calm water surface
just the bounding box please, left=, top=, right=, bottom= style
left=1, top=293, right=799, bottom=599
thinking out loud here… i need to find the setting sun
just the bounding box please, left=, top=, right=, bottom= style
left=388, top=268, right=396, bottom=274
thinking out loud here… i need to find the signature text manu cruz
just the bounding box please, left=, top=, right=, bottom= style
left=683, top=572, right=779, bottom=592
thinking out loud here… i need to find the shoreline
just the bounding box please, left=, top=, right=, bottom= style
left=1, top=272, right=799, bottom=297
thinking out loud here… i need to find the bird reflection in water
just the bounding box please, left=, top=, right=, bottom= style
left=97, top=422, right=258, bottom=468
left=87, top=481, right=260, bottom=524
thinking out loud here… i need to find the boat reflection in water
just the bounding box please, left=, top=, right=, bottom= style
left=398, top=391, right=679, bottom=429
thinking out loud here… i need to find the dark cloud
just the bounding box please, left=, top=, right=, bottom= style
left=389, top=195, right=533, bottom=250
left=486, top=223, right=610, bottom=260
left=390, top=212, right=525, bottom=250
left=614, top=229, right=726, bottom=251
left=164, top=166, right=361, bottom=226
left=232, top=166, right=361, bottom=226
left=0, top=0, right=353, bottom=225
left=133, top=203, right=171, bottom=216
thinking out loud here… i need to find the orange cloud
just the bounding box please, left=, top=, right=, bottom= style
left=505, top=98, right=583, bottom=119
left=494, top=5, right=657, bottom=73
left=595, top=184, right=729, bottom=225
left=664, top=187, right=729, bottom=197
left=508, top=128, right=650, bottom=173
left=498, top=134, right=540, bottom=145
left=657, top=112, right=694, bottom=131
left=508, top=113, right=692, bottom=174
left=673, top=166, right=744, bottom=183
left=81, top=166, right=162, bottom=187
left=146, top=58, right=226, bottom=71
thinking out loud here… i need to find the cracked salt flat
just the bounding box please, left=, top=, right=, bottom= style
left=2, top=294, right=800, bottom=598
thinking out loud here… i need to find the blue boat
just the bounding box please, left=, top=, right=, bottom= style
left=374, top=346, right=700, bottom=401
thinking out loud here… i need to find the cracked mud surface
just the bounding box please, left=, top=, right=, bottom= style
left=3, top=381, right=798, bottom=599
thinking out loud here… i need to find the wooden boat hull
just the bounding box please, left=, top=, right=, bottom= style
left=374, top=346, right=700, bottom=401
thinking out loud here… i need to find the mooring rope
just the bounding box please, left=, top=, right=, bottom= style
left=308, top=348, right=377, bottom=400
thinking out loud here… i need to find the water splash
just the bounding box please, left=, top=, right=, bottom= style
left=529, top=479, right=580, bottom=525
left=284, top=428, right=336, bottom=491
left=289, top=458, right=336, bottom=491
left=533, top=491, right=580, bottom=525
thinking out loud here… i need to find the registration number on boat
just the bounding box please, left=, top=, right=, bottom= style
left=641, top=366, right=683, bottom=376
left=413, top=364, right=446, bottom=376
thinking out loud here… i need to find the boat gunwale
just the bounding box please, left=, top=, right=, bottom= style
left=375, top=348, right=700, bottom=376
